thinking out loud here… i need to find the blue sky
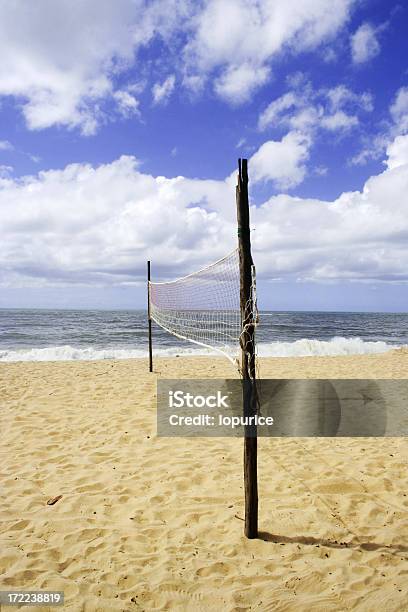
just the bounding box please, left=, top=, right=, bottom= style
left=0, top=0, right=408, bottom=311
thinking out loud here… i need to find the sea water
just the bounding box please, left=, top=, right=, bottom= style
left=0, top=309, right=407, bottom=362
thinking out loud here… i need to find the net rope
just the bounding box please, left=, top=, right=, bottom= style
left=149, top=248, right=258, bottom=368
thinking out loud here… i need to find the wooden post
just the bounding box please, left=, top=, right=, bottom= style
left=147, top=260, right=153, bottom=372
left=236, top=158, right=258, bottom=539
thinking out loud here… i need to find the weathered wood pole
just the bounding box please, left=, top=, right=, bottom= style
left=236, top=158, right=258, bottom=539
left=147, top=260, right=153, bottom=372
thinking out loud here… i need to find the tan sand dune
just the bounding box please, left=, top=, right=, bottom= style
left=1, top=351, right=408, bottom=611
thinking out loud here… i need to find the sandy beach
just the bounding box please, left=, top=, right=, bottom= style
left=1, top=351, right=408, bottom=611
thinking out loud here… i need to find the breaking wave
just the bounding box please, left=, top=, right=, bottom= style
left=0, top=336, right=402, bottom=362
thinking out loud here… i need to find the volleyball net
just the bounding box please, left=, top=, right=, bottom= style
left=148, top=248, right=258, bottom=367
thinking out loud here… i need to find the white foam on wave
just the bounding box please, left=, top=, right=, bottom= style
left=0, top=337, right=402, bottom=362
left=0, top=344, right=222, bottom=362
left=257, top=336, right=399, bottom=357
left=0, top=345, right=147, bottom=362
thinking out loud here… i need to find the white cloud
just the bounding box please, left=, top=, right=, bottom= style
left=113, top=90, right=140, bottom=118
left=0, top=140, right=13, bottom=151
left=185, top=0, right=356, bottom=104
left=214, top=64, right=270, bottom=104
left=1, top=134, right=408, bottom=287
left=152, top=75, right=176, bottom=105
left=182, top=1, right=364, bottom=110
left=0, top=0, right=358, bottom=129
left=258, top=82, right=371, bottom=134
left=0, top=0, right=187, bottom=134
left=390, top=86, right=408, bottom=133
left=0, top=164, right=13, bottom=177
left=386, top=135, right=408, bottom=170
left=252, top=135, right=408, bottom=282
left=350, top=23, right=380, bottom=64
left=258, top=92, right=298, bottom=131
left=349, top=133, right=388, bottom=166
left=326, top=85, right=373, bottom=112
left=249, top=132, right=311, bottom=189
left=349, top=85, right=408, bottom=166
left=321, top=110, right=358, bottom=131
left=0, top=156, right=235, bottom=287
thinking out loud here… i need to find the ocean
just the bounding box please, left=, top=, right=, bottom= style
left=0, top=309, right=407, bottom=362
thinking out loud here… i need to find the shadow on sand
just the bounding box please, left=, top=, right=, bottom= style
left=258, top=531, right=408, bottom=555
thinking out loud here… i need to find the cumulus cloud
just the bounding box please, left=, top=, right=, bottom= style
left=326, top=85, right=373, bottom=112
left=258, top=81, right=373, bottom=178
left=258, top=92, right=298, bottom=131
left=184, top=0, right=355, bottom=103
left=2, top=133, right=408, bottom=288
left=249, top=132, right=310, bottom=189
left=0, top=0, right=187, bottom=134
left=0, top=156, right=235, bottom=287
left=350, top=23, right=380, bottom=64
left=321, top=110, right=358, bottom=130
left=258, top=81, right=371, bottom=135
left=0, top=0, right=357, bottom=131
left=390, top=87, right=408, bottom=133
left=214, top=64, right=270, bottom=104
left=349, top=85, right=408, bottom=166
left=152, top=75, right=176, bottom=105
left=386, top=135, right=408, bottom=170
left=252, top=136, right=408, bottom=282
left=113, top=90, right=140, bottom=118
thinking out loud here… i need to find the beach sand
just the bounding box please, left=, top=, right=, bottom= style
left=1, top=351, right=408, bottom=611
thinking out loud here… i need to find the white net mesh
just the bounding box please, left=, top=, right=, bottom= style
left=149, top=249, right=242, bottom=364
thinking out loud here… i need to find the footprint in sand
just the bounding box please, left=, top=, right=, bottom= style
left=196, top=561, right=230, bottom=577
left=314, top=480, right=364, bottom=494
